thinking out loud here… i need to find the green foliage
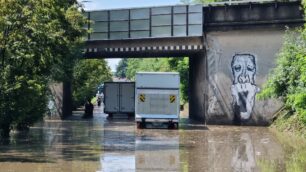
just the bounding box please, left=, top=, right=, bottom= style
left=72, top=59, right=112, bottom=108
left=257, top=28, right=306, bottom=123
left=126, top=58, right=171, bottom=80
left=126, top=59, right=141, bottom=80
left=124, top=58, right=189, bottom=104
left=0, top=0, right=86, bottom=137
left=257, top=0, right=306, bottom=137
left=168, top=57, right=189, bottom=104
left=115, top=58, right=128, bottom=78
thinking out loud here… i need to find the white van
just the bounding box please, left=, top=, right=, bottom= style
left=135, top=72, right=180, bottom=129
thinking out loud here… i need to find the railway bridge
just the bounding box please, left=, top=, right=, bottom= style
left=65, top=1, right=304, bottom=125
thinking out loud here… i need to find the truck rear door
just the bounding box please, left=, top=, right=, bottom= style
left=120, top=83, right=135, bottom=113
left=104, top=83, right=119, bottom=113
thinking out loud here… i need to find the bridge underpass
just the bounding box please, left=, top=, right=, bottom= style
left=75, top=1, right=304, bottom=125
left=2, top=2, right=306, bottom=172
left=85, top=36, right=206, bottom=121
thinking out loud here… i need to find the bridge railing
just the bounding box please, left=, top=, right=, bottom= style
left=84, top=5, right=203, bottom=41
left=84, top=0, right=302, bottom=41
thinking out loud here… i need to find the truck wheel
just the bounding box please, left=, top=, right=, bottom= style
left=137, top=122, right=143, bottom=129
left=168, top=122, right=175, bottom=129
left=107, top=113, right=113, bottom=120
left=128, top=113, right=134, bottom=119
left=168, top=122, right=179, bottom=129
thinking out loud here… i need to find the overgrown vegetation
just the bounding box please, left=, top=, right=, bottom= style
left=258, top=1, right=306, bottom=137
left=0, top=0, right=86, bottom=138
left=258, top=30, right=306, bottom=122
left=72, top=59, right=112, bottom=109
left=116, top=57, right=189, bottom=104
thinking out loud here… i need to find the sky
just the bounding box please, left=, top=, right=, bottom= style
left=79, top=0, right=182, bottom=72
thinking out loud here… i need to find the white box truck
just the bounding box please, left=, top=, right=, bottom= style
left=135, top=72, right=180, bottom=129
left=103, top=82, right=135, bottom=118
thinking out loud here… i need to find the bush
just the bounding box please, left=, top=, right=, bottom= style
left=257, top=29, right=306, bottom=123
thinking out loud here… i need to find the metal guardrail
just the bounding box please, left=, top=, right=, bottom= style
left=85, top=5, right=204, bottom=41
left=84, top=0, right=302, bottom=41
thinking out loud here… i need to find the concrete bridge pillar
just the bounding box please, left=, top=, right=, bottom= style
left=189, top=50, right=207, bottom=123
left=62, top=81, right=72, bottom=118
left=49, top=81, right=72, bottom=119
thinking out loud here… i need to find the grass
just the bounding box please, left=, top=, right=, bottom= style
left=257, top=113, right=306, bottom=172
left=271, top=110, right=306, bottom=139
left=257, top=127, right=306, bottom=172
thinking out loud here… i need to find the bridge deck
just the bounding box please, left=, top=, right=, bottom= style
left=84, top=1, right=304, bottom=58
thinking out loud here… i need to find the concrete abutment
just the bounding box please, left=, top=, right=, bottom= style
left=189, top=51, right=207, bottom=122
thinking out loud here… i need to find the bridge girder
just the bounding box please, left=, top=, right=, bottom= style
left=84, top=36, right=204, bottom=58
left=84, top=1, right=304, bottom=59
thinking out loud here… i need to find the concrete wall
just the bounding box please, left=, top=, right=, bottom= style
left=49, top=82, right=72, bottom=119
left=49, top=83, right=63, bottom=119
left=202, top=28, right=284, bottom=125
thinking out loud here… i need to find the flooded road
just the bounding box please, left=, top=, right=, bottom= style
left=0, top=106, right=305, bottom=172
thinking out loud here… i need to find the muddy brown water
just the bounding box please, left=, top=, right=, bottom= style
left=0, top=106, right=305, bottom=172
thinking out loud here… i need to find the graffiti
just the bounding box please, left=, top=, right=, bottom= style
left=231, top=133, right=255, bottom=172
left=231, top=54, right=260, bottom=121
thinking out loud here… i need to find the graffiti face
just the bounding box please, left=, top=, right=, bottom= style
left=231, top=54, right=259, bottom=121
left=232, top=55, right=256, bottom=85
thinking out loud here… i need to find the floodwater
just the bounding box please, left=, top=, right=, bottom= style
left=0, top=106, right=305, bottom=172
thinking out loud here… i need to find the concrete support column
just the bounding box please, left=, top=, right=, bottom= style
left=62, top=81, right=72, bottom=118
left=189, top=50, right=207, bottom=123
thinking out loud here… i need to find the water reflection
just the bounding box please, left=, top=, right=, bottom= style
left=0, top=110, right=305, bottom=172
left=179, top=126, right=287, bottom=172
left=0, top=109, right=104, bottom=171
left=136, top=130, right=180, bottom=171
left=231, top=133, right=255, bottom=172
left=98, top=119, right=135, bottom=172
left=99, top=153, right=135, bottom=172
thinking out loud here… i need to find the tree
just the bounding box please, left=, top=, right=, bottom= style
left=126, top=58, right=171, bottom=80
left=72, top=59, right=112, bottom=109
left=168, top=57, right=189, bottom=104
left=115, top=58, right=128, bottom=78
left=126, top=58, right=142, bottom=80
left=124, top=57, right=189, bottom=104
left=0, top=0, right=86, bottom=137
